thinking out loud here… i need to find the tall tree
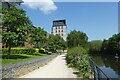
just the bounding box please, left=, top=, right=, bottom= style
left=2, top=5, right=32, bottom=59
left=46, top=34, right=67, bottom=53
left=101, top=33, right=120, bottom=55
left=28, top=27, right=47, bottom=48
left=88, top=40, right=103, bottom=54
left=67, top=30, right=88, bottom=48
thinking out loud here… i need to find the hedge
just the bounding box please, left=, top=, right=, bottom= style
left=2, top=48, right=36, bottom=54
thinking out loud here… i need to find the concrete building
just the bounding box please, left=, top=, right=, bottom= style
left=2, top=1, right=23, bottom=9
left=52, top=19, right=67, bottom=41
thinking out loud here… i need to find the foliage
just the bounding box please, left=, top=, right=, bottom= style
left=39, top=48, right=46, bottom=54
left=67, top=30, right=88, bottom=48
left=101, top=33, right=120, bottom=55
left=28, top=27, right=47, bottom=48
left=88, top=40, right=103, bottom=54
left=35, top=48, right=39, bottom=53
left=2, top=5, right=32, bottom=58
left=66, top=47, right=91, bottom=78
left=2, top=48, right=35, bottom=55
left=46, top=34, right=67, bottom=53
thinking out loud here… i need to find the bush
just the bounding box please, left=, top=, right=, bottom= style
left=67, top=47, right=87, bottom=66
left=39, top=48, right=46, bottom=54
left=66, top=47, right=91, bottom=78
left=2, top=48, right=35, bottom=54
left=35, top=48, right=39, bottom=54
left=39, top=48, right=52, bottom=54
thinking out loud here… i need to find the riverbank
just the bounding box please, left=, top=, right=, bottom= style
left=90, top=54, right=120, bottom=79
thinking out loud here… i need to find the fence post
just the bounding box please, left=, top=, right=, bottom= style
left=89, top=58, right=112, bottom=80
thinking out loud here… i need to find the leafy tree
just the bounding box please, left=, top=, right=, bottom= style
left=28, top=26, right=47, bottom=48
left=88, top=40, right=103, bottom=54
left=67, top=30, right=88, bottom=48
left=101, top=33, right=120, bottom=55
left=46, top=34, right=67, bottom=53
left=2, top=5, right=32, bottom=59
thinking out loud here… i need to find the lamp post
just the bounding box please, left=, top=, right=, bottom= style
left=19, top=38, right=23, bottom=47
left=38, top=42, right=40, bottom=48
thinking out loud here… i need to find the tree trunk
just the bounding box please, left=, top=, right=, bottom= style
left=7, top=44, right=11, bottom=59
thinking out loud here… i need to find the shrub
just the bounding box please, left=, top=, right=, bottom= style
left=39, top=48, right=52, bottom=54
left=2, top=48, right=35, bottom=54
left=39, top=48, right=46, bottom=54
left=67, top=47, right=87, bottom=66
left=35, top=48, right=39, bottom=54
left=66, top=47, right=91, bottom=78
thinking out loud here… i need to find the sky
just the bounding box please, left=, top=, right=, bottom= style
left=20, top=2, right=118, bottom=41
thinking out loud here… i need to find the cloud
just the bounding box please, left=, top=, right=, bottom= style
left=23, top=0, right=57, bottom=14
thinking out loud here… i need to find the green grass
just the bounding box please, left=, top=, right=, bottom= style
left=1, top=53, right=49, bottom=66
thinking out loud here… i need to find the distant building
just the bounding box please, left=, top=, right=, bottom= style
left=0, top=1, right=23, bottom=17
left=1, top=1, right=23, bottom=24
left=2, top=1, right=23, bottom=9
left=51, top=19, right=67, bottom=41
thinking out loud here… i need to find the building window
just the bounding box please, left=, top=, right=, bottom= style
left=56, top=30, right=57, bottom=32
left=59, top=30, right=60, bottom=32
left=53, top=27, right=56, bottom=29
left=61, top=30, right=63, bottom=32
left=62, top=34, right=63, bottom=36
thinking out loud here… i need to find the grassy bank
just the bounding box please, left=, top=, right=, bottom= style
left=1, top=53, right=49, bottom=66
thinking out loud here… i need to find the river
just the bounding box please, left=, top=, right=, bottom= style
left=90, top=54, right=120, bottom=79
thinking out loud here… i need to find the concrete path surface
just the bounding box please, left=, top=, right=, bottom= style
left=20, top=53, right=76, bottom=78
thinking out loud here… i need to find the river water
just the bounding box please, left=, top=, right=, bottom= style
left=90, top=54, right=120, bottom=79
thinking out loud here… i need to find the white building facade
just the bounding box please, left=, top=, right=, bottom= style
left=52, top=20, right=67, bottom=41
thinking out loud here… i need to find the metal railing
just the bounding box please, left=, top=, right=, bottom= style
left=89, top=58, right=112, bottom=80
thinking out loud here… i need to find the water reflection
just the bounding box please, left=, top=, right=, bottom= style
left=90, top=54, right=120, bottom=78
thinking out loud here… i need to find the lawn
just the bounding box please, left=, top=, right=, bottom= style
left=1, top=53, right=49, bottom=66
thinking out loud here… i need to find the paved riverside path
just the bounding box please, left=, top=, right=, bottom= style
left=20, top=53, right=76, bottom=78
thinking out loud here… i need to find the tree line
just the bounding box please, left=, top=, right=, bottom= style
left=2, top=3, right=120, bottom=79
left=101, top=33, right=120, bottom=55
left=2, top=5, right=66, bottom=59
left=2, top=3, right=120, bottom=58
left=66, top=30, right=120, bottom=78
left=88, top=33, right=120, bottom=55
